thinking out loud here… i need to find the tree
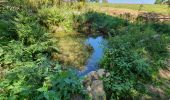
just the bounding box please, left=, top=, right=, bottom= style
left=155, top=0, right=170, bottom=4
left=155, top=0, right=163, bottom=4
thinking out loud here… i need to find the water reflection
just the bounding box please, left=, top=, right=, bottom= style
left=78, top=36, right=106, bottom=76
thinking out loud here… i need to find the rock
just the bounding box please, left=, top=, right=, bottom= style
left=83, top=69, right=108, bottom=100
left=91, top=80, right=106, bottom=100
left=87, top=86, right=91, bottom=92
left=97, top=69, right=105, bottom=78
left=89, top=71, right=99, bottom=81
left=105, top=72, right=110, bottom=77
left=83, top=75, right=91, bottom=88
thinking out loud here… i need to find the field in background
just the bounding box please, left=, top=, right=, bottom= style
left=90, top=3, right=170, bottom=15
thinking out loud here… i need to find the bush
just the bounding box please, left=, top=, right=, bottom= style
left=120, top=24, right=169, bottom=68
left=0, top=2, right=88, bottom=100
left=38, top=7, right=65, bottom=27
left=38, top=7, right=74, bottom=32
left=100, top=40, right=152, bottom=99
left=38, top=69, right=88, bottom=100
left=14, top=12, right=50, bottom=45
left=150, top=22, right=170, bottom=34
left=0, top=65, right=87, bottom=100
left=100, top=22, right=169, bottom=99
left=74, top=11, right=129, bottom=35
left=8, top=0, right=51, bottom=10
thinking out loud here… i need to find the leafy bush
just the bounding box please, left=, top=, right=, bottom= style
left=0, top=2, right=88, bottom=100
left=38, top=7, right=65, bottom=27
left=8, top=0, right=51, bottom=10
left=38, top=69, right=88, bottom=100
left=100, top=39, right=152, bottom=99
left=74, top=11, right=129, bottom=35
left=0, top=64, right=87, bottom=100
left=14, top=12, right=50, bottom=45
left=0, top=7, right=18, bottom=44
left=120, top=24, right=169, bottom=68
left=100, top=21, right=169, bottom=99
left=38, top=7, right=74, bottom=32
left=150, top=22, right=170, bottom=34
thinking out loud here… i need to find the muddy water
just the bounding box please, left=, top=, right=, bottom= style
left=78, top=36, right=106, bottom=76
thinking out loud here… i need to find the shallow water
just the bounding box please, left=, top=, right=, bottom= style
left=78, top=36, right=106, bottom=76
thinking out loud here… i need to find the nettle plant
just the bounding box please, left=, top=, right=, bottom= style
left=100, top=23, right=169, bottom=99
left=0, top=63, right=87, bottom=99
left=100, top=40, right=152, bottom=99
left=38, top=69, right=88, bottom=100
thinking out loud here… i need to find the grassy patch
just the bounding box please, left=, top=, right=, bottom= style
left=90, top=3, right=170, bottom=15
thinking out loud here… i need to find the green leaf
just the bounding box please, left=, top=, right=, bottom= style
left=37, top=87, right=48, bottom=92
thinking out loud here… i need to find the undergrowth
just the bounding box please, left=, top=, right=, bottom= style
left=0, top=0, right=170, bottom=99
left=0, top=0, right=88, bottom=99
left=74, top=11, right=170, bottom=99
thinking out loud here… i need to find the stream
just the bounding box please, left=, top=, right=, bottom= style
left=78, top=36, right=106, bottom=76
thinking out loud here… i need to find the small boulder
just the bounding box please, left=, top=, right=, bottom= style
left=87, top=85, right=91, bottom=92
left=89, top=71, right=99, bottom=81
left=97, top=69, right=106, bottom=78
left=91, top=80, right=106, bottom=100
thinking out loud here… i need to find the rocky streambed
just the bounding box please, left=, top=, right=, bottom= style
left=78, top=36, right=108, bottom=100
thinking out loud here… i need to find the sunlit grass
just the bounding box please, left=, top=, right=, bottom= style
left=90, top=3, right=169, bottom=15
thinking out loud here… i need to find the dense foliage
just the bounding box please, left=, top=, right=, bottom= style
left=100, top=21, right=170, bottom=99
left=0, top=0, right=87, bottom=99
left=0, top=0, right=170, bottom=99
left=74, top=11, right=129, bottom=35
left=101, top=42, right=151, bottom=99
left=76, top=11, right=170, bottom=99
left=155, top=0, right=169, bottom=4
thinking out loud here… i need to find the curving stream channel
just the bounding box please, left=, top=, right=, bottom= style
left=78, top=36, right=107, bottom=76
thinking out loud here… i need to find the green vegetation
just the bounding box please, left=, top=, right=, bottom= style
left=155, top=0, right=164, bottom=4
left=0, top=0, right=88, bottom=99
left=74, top=11, right=129, bottom=35
left=0, top=0, right=170, bottom=99
left=101, top=24, right=169, bottom=99
left=76, top=11, right=170, bottom=99
left=91, top=3, right=169, bottom=14
left=155, top=0, right=170, bottom=4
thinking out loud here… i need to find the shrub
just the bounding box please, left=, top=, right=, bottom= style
left=38, top=7, right=74, bottom=32
left=100, top=23, right=169, bottom=99
left=14, top=12, right=50, bottom=45
left=0, top=2, right=88, bottom=100
left=74, top=11, right=129, bottom=35
left=38, top=69, right=88, bottom=100
left=8, top=0, right=51, bottom=10
left=38, top=7, right=65, bottom=27
left=0, top=64, right=87, bottom=100
left=100, top=40, right=152, bottom=99
left=150, top=22, right=170, bottom=34
left=120, top=24, right=169, bottom=68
